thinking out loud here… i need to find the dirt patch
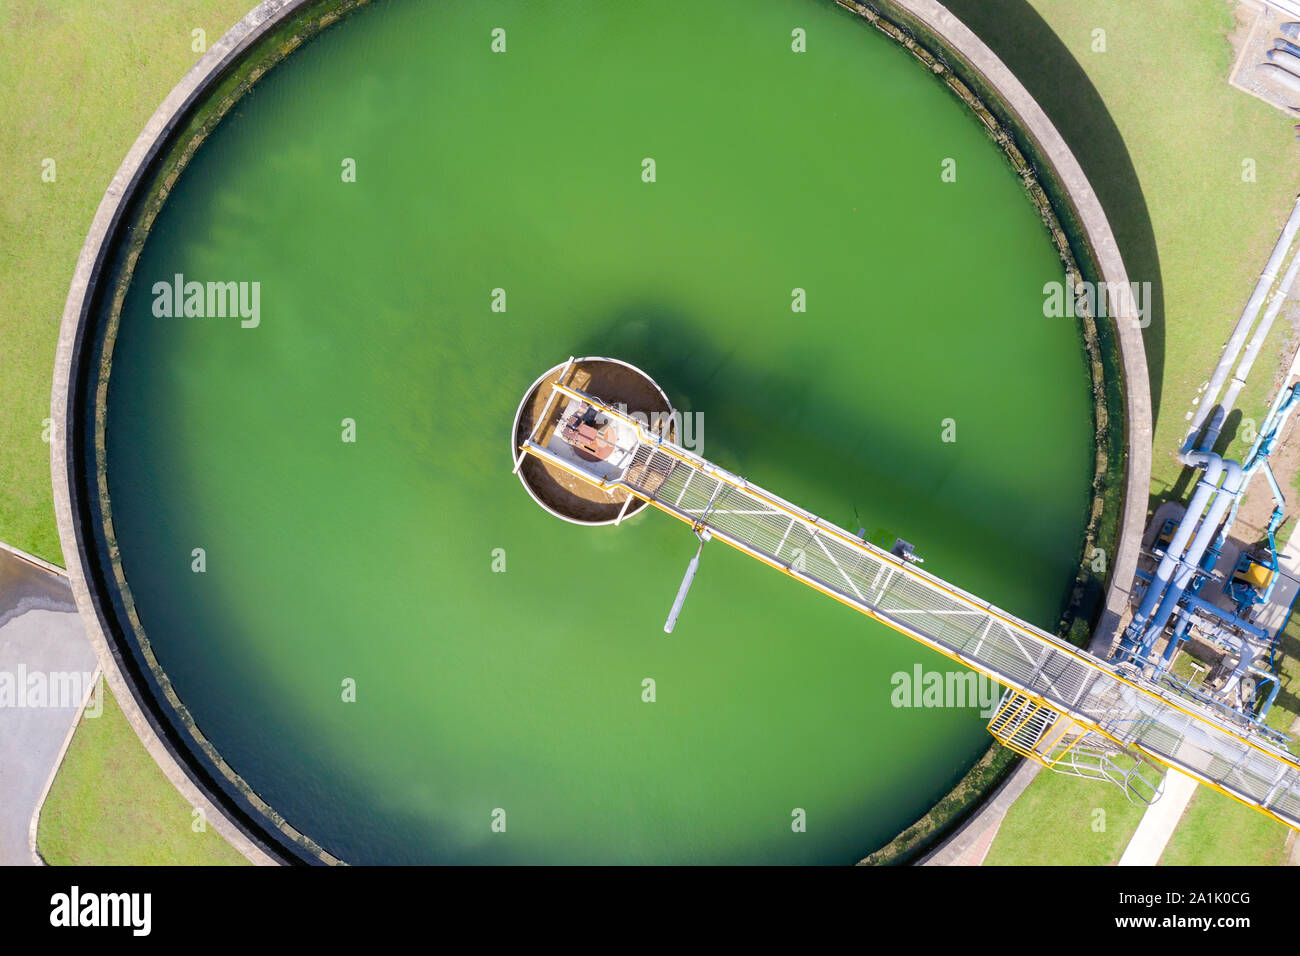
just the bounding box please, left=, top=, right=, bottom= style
left=1236, top=423, right=1300, bottom=541
left=1228, top=305, right=1300, bottom=544
left=1226, top=0, right=1300, bottom=115
left=1228, top=0, right=1262, bottom=64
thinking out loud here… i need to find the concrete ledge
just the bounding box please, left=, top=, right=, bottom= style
left=880, top=0, right=1152, bottom=656
left=919, top=759, right=1041, bottom=866
left=51, top=0, right=325, bottom=868
left=0, top=541, right=67, bottom=578
left=869, top=0, right=1153, bottom=864
left=28, top=665, right=102, bottom=866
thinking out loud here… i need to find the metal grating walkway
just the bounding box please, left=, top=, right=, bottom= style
left=521, top=383, right=1300, bottom=831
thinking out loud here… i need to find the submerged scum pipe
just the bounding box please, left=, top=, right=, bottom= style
left=664, top=533, right=706, bottom=634
left=1183, top=194, right=1300, bottom=459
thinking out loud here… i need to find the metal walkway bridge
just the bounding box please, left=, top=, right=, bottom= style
left=520, top=380, right=1300, bottom=831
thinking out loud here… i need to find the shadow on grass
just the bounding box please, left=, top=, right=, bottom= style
left=1270, top=619, right=1300, bottom=736
left=940, top=0, right=1165, bottom=427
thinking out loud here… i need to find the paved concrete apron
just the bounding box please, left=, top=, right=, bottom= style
left=1117, top=769, right=1199, bottom=866
left=0, top=547, right=97, bottom=865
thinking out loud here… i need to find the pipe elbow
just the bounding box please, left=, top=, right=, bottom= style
left=1221, top=459, right=1245, bottom=493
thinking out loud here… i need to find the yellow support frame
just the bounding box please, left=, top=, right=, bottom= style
left=988, top=689, right=1113, bottom=773
left=517, top=384, right=1300, bottom=833
left=989, top=692, right=1054, bottom=759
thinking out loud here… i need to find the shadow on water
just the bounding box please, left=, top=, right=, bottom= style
left=574, top=304, right=886, bottom=471
left=572, top=301, right=1086, bottom=618
left=939, top=0, right=1166, bottom=427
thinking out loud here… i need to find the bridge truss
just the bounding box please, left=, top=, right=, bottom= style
left=519, top=381, right=1300, bottom=830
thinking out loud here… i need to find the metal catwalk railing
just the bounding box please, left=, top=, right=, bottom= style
left=521, top=383, right=1300, bottom=831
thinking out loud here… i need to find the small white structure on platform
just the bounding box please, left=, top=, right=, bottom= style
left=544, top=396, right=640, bottom=482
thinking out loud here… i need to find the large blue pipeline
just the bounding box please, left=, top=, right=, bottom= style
left=1117, top=445, right=1229, bottom=660
left=1133, top=197, right=1300, bottom=724
left=1118, top=453, right=1245, bottom=667
left=1119, top=385, right=1300, bottom=682
left=1139, top=461, right=1244, bottom=662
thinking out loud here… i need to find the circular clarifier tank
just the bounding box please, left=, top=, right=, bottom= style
left=69, top=0, right=1105, bottom=863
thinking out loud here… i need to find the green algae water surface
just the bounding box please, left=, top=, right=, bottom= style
left=101, top=0, right=1095, bottom=863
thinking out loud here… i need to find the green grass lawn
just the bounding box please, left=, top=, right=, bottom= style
left=972, top=0, right=1300, bottom=867
left=37, top=685, right=247, bottom=865
left=1262, top=602, right=1300, bottom=754
left=1159, top=784, right=1292, bottom=865
left=984, top=766, right=1156, bottom=866
left=1016, top=0, right=1300, bottom=495
left=2, top=0, right=252, bottom=865
left=0, top=0, right=252, bottom=564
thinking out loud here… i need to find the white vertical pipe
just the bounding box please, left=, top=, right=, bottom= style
left=1184, top=194, right=1300, bottom=455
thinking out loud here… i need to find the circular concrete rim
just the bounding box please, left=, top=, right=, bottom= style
left=878, top=0, right=1151, bottom=651
left=51, top=0, right=326, bottom=866
left=509, top=356, right=675, bottom=527
left=48, top=0, right=1151, bottom=867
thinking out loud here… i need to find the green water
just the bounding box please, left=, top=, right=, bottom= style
left=101, top=0, right=1094, bottom=864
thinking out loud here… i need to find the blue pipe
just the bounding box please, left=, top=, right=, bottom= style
left=1226, top=385, right=1297, bottom=532
left=1189, top=538, right=1221, bottom=597
left=1226, top=409, right=1292, bottom=609
left=1157, top=611, right=1194, bottom=669
left=1247, top=383, right=1300, bottom=466
left=1240, top=386, right=1299, bottom=606
left=1198, top=405, right=1230, bottom=459
left=1132, top=569, right=1270, bottom=639
left=1260, top=527, right=1282, bottom=607
left=1119, top=450, right=1225, bottom=657
left=1139, top=460, right=1245, bottom=655
left=1262, top=462, right=1285, bottom=508
left=1179, top=590, right=1269, bottom=639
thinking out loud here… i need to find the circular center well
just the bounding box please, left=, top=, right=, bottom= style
left=512, top=357, right=675, bottom=525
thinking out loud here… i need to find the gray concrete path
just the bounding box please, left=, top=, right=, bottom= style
left=0, top=546, right=97, bottom=865
left=1117, top=769, right=1199, bottom=866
